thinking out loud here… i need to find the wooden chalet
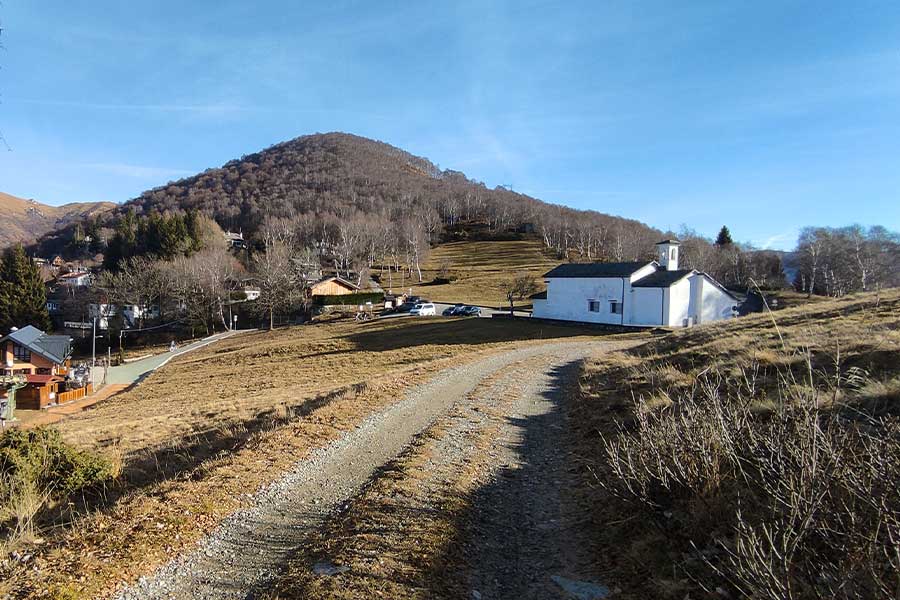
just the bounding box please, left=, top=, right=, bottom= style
left=0, top=326, right=84, bottom=410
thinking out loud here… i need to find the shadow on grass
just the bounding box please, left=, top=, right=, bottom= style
left=37, top=381, right=369, bottom=533
left=345, top=317, right=598, bottom=353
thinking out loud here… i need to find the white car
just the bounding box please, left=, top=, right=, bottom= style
left=409, top=302, right=436, bottom=316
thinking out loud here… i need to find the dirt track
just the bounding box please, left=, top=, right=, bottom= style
left=115, top=340, right=628, bottom=600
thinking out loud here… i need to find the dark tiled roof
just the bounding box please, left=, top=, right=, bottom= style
left=632, top=270, right=694, bottom=288
left=655, top=239, right=681, bottom=245
left=543, top=262, right=651, bottom=279
left=529, top=290, right=547, bottom=300
left=1, top=325, right=72, bottom=364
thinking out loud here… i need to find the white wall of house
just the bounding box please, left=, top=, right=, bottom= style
left=630, top=288, right=664, bottom=326
left=694, top=276, right=737, bottom=324
left=533, top=277, right=629, bottom=325
left=628, top=263, right=659, bottom=283
left=666, top=277, right=692, bottom=326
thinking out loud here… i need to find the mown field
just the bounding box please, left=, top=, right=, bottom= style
left=405, top=239, right=557, bottom=307
left=0, top=315, right=615, bottom=599
left=572, top=288, right=900, bottom=599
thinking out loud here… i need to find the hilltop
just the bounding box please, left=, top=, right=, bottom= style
left=0, top=192, right=114, bottom=249
left=32, top=132, right=660, bottom=261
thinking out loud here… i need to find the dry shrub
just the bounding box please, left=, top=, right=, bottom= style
left=602, top=368, right=900, bottom=599
left=1, top=428, right=114, bottom=553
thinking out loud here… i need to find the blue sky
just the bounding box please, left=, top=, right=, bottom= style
left=1, top=1, right=899, bottom=250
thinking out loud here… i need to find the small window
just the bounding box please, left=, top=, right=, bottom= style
left=588, top=300, right=600, bottom=313
left=13, top=344, right=31, bottom=362
left=610, top=301, right=623, bottom=315
left=36, top=368, right=52, bottom=375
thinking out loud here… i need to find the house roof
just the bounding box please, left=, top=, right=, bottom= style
left=655, top=239, right=681, bottom=245
left=543, top=261, right=651, bottom=279
left=1, top=325, right=72, bottom=364
left=58, top=271, right=90, bottom=280
left=632, top=269, right=694, bottom=288
left=24, top=374, right=64, bottom=385
left=311, top=276, right=360, bottom=291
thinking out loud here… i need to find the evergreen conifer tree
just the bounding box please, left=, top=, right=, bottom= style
left=715, top=225, right=734, bottom=246
left=0, top=245, right=51, bottom=331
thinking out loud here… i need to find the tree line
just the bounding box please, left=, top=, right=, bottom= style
left=794, top=225, right=900, bottom=297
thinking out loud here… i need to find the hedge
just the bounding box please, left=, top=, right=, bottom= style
left=314, top=292, right=385, bottom=306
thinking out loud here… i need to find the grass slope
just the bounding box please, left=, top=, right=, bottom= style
left=573, top=288, right=900, bottom=599
left=0, top=191, right=115, bottom=248
left=406, top=239, right=556, bottom=307
left=1, top=316, right=628, bottom=598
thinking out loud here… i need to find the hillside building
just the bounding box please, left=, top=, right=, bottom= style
left=532, top=240, right=739, bottom=327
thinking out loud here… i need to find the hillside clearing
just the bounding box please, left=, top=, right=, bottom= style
left=406, top=240, right=556, bottom=307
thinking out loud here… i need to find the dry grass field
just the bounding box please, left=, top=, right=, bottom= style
left=571, top=288, right=900, bottom=598
left=56, top=315, right=592, bottom=456
left=405, top=240, right=557, bottom=307
left=1, top=315, right=618, bottom=599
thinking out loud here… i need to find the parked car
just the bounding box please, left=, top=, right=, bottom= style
left=410, top=303, right=436, bottom=316
left=461, top=305, right=482, bottom=316
left=442, top=303, right=465, bottom=316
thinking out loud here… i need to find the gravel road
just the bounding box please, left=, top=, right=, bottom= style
left=114, top=341, right=612, bottom=600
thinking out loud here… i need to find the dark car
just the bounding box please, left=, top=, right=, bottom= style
left=461, top=305, right=482, bottom=316
left=442, top=303, right=465, bottom=316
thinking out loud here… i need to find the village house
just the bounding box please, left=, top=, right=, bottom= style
left=532, top=240, right=739, bottom=327
left=224, top=230, right=248, bottom=250
left=57, top=270, right=93, bottom=288
left=88, top=303, right=160, bottom=330
left=0, top=325, right=80, bottom=409
left=308, top=276, right=360, bottom=297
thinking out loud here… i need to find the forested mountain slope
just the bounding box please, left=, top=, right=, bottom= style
left=34, top=133, right=661, bottom=262
left=0, top=191, right=114, bottom=248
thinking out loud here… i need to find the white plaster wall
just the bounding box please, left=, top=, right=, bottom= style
left=534, top=277, right=626, bottom=324
left=629, top=263, right=659, bottom=283
left=629, top=288, right=664, bottom=326
left=696, top=277, right=737, bottom=323
left=666, top=278, right=692, bottom=326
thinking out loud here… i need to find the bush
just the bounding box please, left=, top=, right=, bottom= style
left=602, top=370, right=900, bottom=599
left=1, top=428, right=114, bottom=548
left=313, top=292, right=384, bottom=306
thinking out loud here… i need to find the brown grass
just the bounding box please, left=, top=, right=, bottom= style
left=0, top=316, right=614, bottom=599
left=404, top=240, right=556, bottom=307
left=571, top=288, right=900, bottom=599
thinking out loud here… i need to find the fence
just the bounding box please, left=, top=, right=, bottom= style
left=56, top=383, right=94, bottom=404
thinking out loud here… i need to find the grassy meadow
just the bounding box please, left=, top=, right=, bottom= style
left=404, top=239, right=557, bottom=307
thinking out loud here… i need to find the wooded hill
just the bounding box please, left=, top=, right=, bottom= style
left=33, top=133, right=662, bottom=263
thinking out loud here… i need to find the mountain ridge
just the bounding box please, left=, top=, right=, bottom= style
left=0, top=192, right=116, bottom=249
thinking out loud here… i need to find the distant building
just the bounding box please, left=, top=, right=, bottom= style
left=57, top=271, right=92, bottom=288
left=532, top=240, right=739, bottom=327
left=88, top=303, right=160, bottom=330
left=224, top=231, right=247, bottom=249
left=308, top=276, right=360, bottom=297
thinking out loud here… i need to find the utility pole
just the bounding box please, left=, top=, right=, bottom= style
left=92, top=317, right=97, bottom=368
